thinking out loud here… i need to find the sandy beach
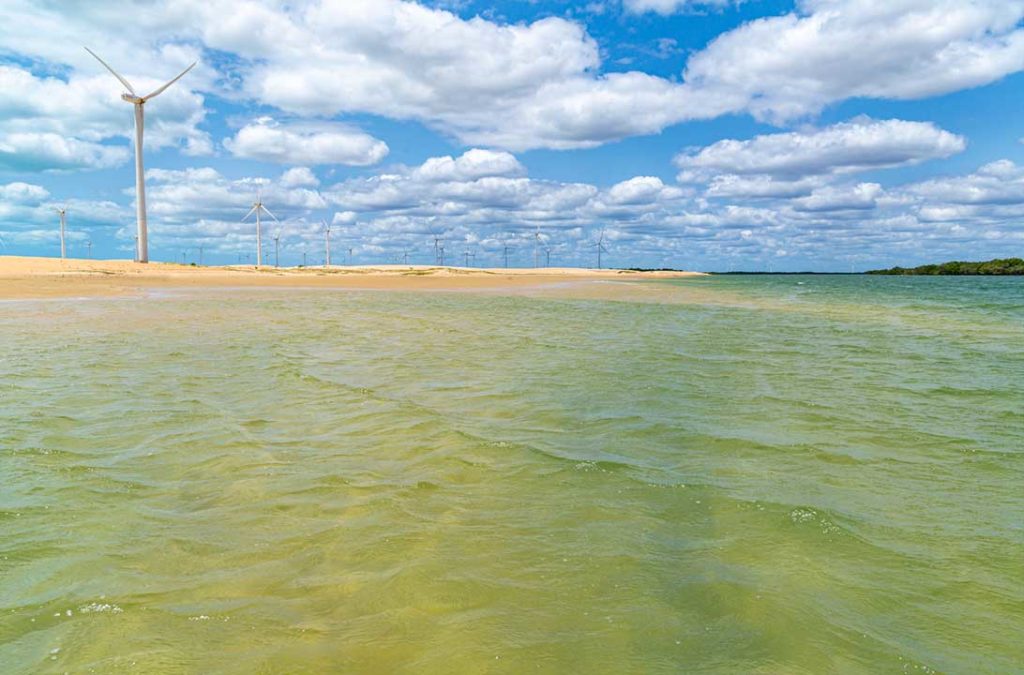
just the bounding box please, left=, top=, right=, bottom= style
left=0, top=256, right=705, bottom=300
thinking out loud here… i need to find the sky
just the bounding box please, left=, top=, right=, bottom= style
left=1, top=0, right=1023, bottom=271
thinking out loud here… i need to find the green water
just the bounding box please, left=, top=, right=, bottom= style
left=1, top=276, right=1022, bottom=673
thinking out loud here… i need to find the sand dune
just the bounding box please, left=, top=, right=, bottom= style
left=0, top=256, right=704, bottom=299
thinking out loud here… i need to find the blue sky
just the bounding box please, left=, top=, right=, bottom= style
left=1, top=0, right=1023, bottom=270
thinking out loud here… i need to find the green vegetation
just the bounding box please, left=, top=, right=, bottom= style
left=867, top=258, right=1024, bottom=275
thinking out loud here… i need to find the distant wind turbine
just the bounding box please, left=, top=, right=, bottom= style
left=86, top=240, right=92, bottom=259
left=534, top=225, right=541, bottom=268
left=432, top=235, right=443, bottom=265
left=242, top=190, right=277, bottom=267
left=545, top=246, right=551, bottom=267
left=503, top=243, right=512, bottom=268
left=85, top=47, right=195, bottom=264
left=53, top=206, right=67, bottom=259
left=323, top=221, right=332, bottom=267
left=272, top=229, right=281, bottom=268
left=595, top=230, right=608, bottom=269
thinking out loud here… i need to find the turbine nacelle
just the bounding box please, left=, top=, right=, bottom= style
left=121, top=93, right=144, bottom=104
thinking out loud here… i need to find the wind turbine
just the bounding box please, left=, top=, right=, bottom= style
left=348, top=247, right=354, bottom=266
left=534, top=225, right=541, bottom=268
left=545, top=246, right=551, bottom=267
left=53, top=206, right=67, bottom=259
left=86, top=240, right=92, bottom=259
left=85, top=47, right=195, bottom=264
left=503, top=243, right=513, bottom=268
left=323, top=220, right=332, bottom=267
left=242, top=190, right=277, bottom=267
left=597, top=233, right=608, bottom=269
left=402, top=250, right=410, bottom=265
left=432, top=235, right=443, bottom=265
left=595, top=230, right=608, bottom=270
left=272, top=229, right=281, bottom=268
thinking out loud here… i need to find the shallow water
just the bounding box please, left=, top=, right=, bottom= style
left=1, top=276, right=1022, bottom=673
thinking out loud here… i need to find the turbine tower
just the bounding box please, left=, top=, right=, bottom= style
left=273, top=230, right=281, bottom=268
left=595, top=229, right=608, bottom=270
left=534, top=225, right=541, bottom=268
left=53, top=206, right=67, bottom=259
left=242, top=190, right=277, bottom=267
left=323, top=221, right=332, bottom=267
left=85, top=47, right=195, bottom=264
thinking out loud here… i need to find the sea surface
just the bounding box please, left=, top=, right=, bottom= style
left=1, top=275, right=1022, bottom=673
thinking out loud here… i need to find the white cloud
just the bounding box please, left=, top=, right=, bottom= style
left=412, top=149, right=524, bottom=182
left=623, top=0, right=732, bottom=15
left=279, top=166, right=320, bottom=188
left=606, top=176, right=686, bottom=205
left=224, top=119, right=388, bottom=166
left=0, top=132, right=129, bottom=171
left=676, top=118, right=966, bottom=179
left=683, top=0, right=1024, bottom=123
left=0, top=182, right=50, bottom=203
left=907, top=160, right=1024, bottom=205
left=3, top=0, right=1022, bottom=155
left=792, top=182, right=884, bottom=212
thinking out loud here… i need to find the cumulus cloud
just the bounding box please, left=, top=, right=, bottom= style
left=792, top=182, right=884, bottom=212
left=0, top=182, right=50, bottom=203
left=413, top=150, right=525, bottom=182
left=3, top=0, right=1023, bottom=154
left=0, top=133, right=129, bottom=171
left=623, top=0, right=733, bottom=15
left=279, top=166, right=320, bottom=188
left=683, top=0, right=1024, bottom=123
left=676, top=118, right=966, bottom=179
left=224, top=119, right=389, bottom=166
left=907, top=159, right=1024, bottom=205
left=605, top=176, right=686, bottom=205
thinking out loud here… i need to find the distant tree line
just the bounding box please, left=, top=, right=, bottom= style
left=867, top=258, right=1024, bottom=275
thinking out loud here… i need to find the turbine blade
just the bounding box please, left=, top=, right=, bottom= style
left=84, top=47, right=136, bottom=95
left=242, top=205, right=258, bottom=221
left=261, top=205, right=279, bottom=222
left=141, top=61, right=196, bottom=101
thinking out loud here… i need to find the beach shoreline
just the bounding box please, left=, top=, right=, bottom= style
left=0, top=255, right=705, bottom=300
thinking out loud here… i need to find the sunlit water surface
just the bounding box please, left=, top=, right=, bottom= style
left=1, top=276, right=1022, bottom=673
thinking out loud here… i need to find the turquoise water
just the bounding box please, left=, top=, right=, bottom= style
left=1, top=276, right=1022, bottom=672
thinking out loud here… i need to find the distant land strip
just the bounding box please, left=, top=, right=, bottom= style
left=867, top=258, right=1024, bottom=275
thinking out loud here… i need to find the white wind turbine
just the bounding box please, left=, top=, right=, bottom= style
left=323, top=220, right=332, bottom=267
left=53, top=206, right=67, bottom=259
left=534, top=225, right=541, bottom=268
left=595, top=229, right=608, bottom=270
left=242, top=189, right=278, bottom=268
left=85, top=47, right=195, bottom=264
